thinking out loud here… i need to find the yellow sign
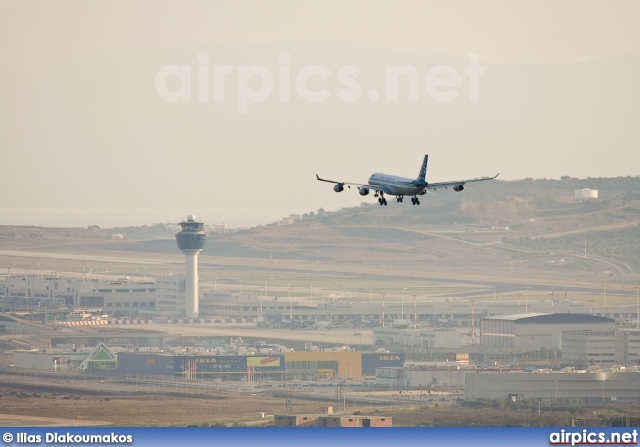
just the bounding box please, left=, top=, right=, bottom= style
left=247, top=356, right=281, bottom=367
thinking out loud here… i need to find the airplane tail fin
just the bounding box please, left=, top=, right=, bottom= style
left=417, top=154, right=428, bottom=182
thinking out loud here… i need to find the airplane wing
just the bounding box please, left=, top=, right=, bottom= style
left=316, top=174, right=394, bottom=195
left=315, top=174, right=363, bottom=187
left=425, top=173, right=500, bottom=191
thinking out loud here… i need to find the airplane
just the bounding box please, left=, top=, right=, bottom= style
left=316, top=154, right=498, bottom=206
left=388, top=318, right=412, bottom=329
left=306, top=320, right=336, bottom=330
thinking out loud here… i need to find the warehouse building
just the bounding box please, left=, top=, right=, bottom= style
left=376, top=361, right=476, bottom=388
left=562, top=329, right=640, bottom=369
left=465, top=369, right=640, bottom=403
left=117, top=352, right=285, bottom=380
left=290, top=350, right=358, bottom=380
left=116, top=350, right=404, bottom=380
left=481, top=313, right=615, bottom=351
left=362, top=352, right=405, bottom=377
left=14, top=342, right=117, bottom=371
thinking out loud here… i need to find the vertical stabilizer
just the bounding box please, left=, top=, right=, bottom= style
left=417, top=154, right=428, bottom=182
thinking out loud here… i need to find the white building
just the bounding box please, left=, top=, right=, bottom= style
left=154, top=275, right=185, bottom=316
left=575, top=188, right=598, bottom=200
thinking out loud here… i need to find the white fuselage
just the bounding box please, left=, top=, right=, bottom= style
left=368, top=173, right=426, bottom=196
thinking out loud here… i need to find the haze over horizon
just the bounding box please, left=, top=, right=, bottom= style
left=1, top=1, right=639, bottom=229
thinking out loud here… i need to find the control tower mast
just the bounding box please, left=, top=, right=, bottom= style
left=175, top=215, right=207, bottom=318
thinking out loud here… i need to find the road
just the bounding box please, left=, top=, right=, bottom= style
left=105, top=322, right=373, bottom=346
left=2, top=248, right=638, bottom=301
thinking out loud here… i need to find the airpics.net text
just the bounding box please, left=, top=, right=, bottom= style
left=155, top=52, right=484, bottom=113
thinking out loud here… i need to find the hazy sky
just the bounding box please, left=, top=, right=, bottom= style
left=1, top=1, right=639, bottom=228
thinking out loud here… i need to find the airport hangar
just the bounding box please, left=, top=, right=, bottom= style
left=480, top=313, right=615, bottom=351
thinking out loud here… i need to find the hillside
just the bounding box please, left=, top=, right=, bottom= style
left=1, top=177, right=638, bottom=286
left=120, top=176, right=640, bottom=282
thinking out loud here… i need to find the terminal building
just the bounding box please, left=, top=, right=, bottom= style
left=2, top=276, right=638, bottom=327
left=0, top=276, right=156, bottom=315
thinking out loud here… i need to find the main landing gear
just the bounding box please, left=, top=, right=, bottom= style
left=411, top=196, right=421, bottom=205
left=377, top=192, right=387, bottom=206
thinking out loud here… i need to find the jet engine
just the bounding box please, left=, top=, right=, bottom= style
left=359, top=187, right=369, bottom=196
left=418, top=189, right=427, bottom=195
left=333, top=183, right=344, bottom=192
left=453, top=185, right=464, bottom=192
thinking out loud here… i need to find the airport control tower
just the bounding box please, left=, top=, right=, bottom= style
left=175, top=215, right=207, bottom=318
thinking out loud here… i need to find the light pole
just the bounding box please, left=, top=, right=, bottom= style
left=214, top=277, right=218, bottom=292
left=525, top=287, right=529, bottom=312
left=401, top=287, right=407, bottom=320
left=288, top=283, right=292, bottom=320
left=265, top=278, right=273, bottom=301
left=636, top=287, right=640, bottom=327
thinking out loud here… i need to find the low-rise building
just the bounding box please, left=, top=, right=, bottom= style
left=562, top=329, right=640, bottom=369
left=14, top=342, right=118, bottom=371
left=274, top=414, right=391, bottom=427
left=376, top=362, right=476, bottom=388
left=465, top=369, right=640, bottom=403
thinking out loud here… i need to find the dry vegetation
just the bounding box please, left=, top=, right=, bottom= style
left=2, top=382, right=639, bottom=427
left=0, top=382, right=335, bottom=427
